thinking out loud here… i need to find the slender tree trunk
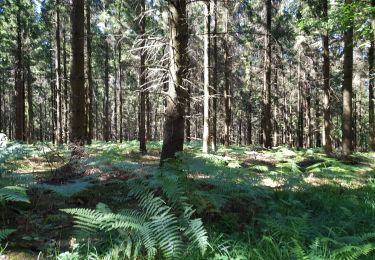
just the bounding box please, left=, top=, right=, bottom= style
left=186, top=85, right=191, bottom=142
left=15, top=0, right=25, bottom=142
left=63, top=22, right=69, bottom=143
left=315, top=96, right=321, bottom=147
left=297, top=49, right=303, bottom=149
left=342, top=0, right=354, bottom=156
left=262, top=0, right=272, bottom=148
left=70, top=0, right=86, bottom=146
left=211, top=0, right=218, bottom=150
left=146, top=93, right=151, bottom=140
left=0, top=69, right=3, bottom=132
left=86, top=0, right=93, bottom=145
left=306, top=82, right=312, bottom=147
left=26, top=61, right=33, bottom=143
left=223, top=1, right=231, bottom=147
left=139, top=0, right=147, bottom=154
left=273, top=69, right=278, bottom=147
left=160, top=0, right=189, bottom=162
left=369, top=0, right=375, bottom=151
left=322, top=0, right=332, bottom=153
left=247, top=74, right=252, bottom=145
left=119, top=45, right=124, bottom=143
left=104, top=37, right=110, bottom=142
left=55, top=0, right=62, bottom=144
left=202, top=0, right=210, bottom=153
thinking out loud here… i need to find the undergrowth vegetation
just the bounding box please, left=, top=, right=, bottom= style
left=1, top=141, right=375, bottom=259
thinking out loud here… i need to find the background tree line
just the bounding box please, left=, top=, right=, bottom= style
left=0, top=0, right=374, bottom=160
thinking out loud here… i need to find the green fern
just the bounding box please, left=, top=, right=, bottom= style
left=0, top=186, right=29, bottom=203
left=0, top=229, right=15, bottom=241
left=63, top=176, right=209, bottom=259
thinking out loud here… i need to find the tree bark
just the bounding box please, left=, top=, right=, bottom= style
left=369, top=0, right=375, bottom=151
left=211, top=0, right=218, bottom=150
left=55, top=0, right=62, bottom=144
left=223, top=1, right=231, bottom=147
left=202, top=0, right=210, bottom=153
left=139, top=0, right=147, bottom=154
left=322, top=0, right=332, bottom=153
left=297, top=49, right=303, bottom=149
left=262, top=0, right=272, bottom=148
left=119, top=45, right=124, bottom=143
left=86, top=0, right=93, bottom=145
left=15, top=0, right=25, bottom=142
left=160, top=0, right=189, bottom=162
left=342, top=0, right=353, bottom=156
left=70, top=0, right=86, bottom=146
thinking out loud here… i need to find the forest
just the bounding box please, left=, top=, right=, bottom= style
left=0, top=0, right=375, bottom=259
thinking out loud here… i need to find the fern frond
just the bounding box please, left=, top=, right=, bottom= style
left=0, top=229, right=15, bottom=241
left=0, top=186, right=29, bottom=203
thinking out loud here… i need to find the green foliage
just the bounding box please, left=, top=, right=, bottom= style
left=62, top=171, right=209, bottom=259
left=36, top=176, right=94, bottom=197
left=0, top=229, right=15, bottom=242
left=0, top=186, right=30, bottom=203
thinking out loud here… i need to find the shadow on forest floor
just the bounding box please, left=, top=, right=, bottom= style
left=1, top=141, right=375, bottom=259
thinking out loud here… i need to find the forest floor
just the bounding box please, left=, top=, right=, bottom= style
left=1, top=141, right=375, bottom=259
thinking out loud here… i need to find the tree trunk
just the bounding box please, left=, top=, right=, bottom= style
left=211, top=0, right=218, bottom=150
left=369, top=0, right=375, bottom=151
left=202, top=0, right=210, bottom=153
left=104, top=37, right=110, bottom=142
left=160, top=0, right=189, bottom=162
left=63, top=21, right=69, bottom=143
left=119, top=45, right=124, bottom=143
left=342, top=0, right=353, bottom=156
left=139, top=0, right=147, bottom=154
left=15, top=0, right=25, bottom=142
left=55, top=0, right=62, bottom=144
left=223, top=2, right=231, bottom=147
left=86, top=0, right=93, bottom=145
left=262, top=0, right=272, bottom=148
left=322, top=0, right=332, bottom=153
left=70, top=0, right=86, bottom=146
left=26, top=61, right=33, bottom=143
left=297, top=49, right=304, bottom=149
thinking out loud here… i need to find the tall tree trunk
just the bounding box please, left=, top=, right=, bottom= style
left=86, top=0, right=93, bottom=145
left=369, top=0, right=375, bottom=151
left=342, top=0, right=353, bottom=156
left=26, top=61, right=33, bottom=143
left=306, top=82, right=312, bottom=147
left=223, top=1, right=231, bottom=147
left=55, top=0, right=62, bottom=144
left=0, top=69, right=3, bottom=132
left=297, top=49, right=304, bottom=149
left=104, top=38, right=110, bottom=142
left=315, top=96, right=321, bottom=147
left=186, top=85, right=191, bottom=142
left=262, top=0, right=272, bottom=148
left=211, top=0, right=218, bottom=150
left=273, top=69, right=278, bottom=147
left=322, top=0, right=332, bottom=153
left=146, top=93, right=151, bottom=140
left=15, top=0, right=25, bottom=142
left=247, top=73, right=252, bottom=145
left=119, top=45, right=124, bottom=143
left=63, top=21, right=69, bottom=143
left=202, top=0, right=210, bottom=153
left=160, top=0, right=189, bottom=162
left=70, top=0, right=86, bottom=146
left=139, top=0, right=147, bottom=154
